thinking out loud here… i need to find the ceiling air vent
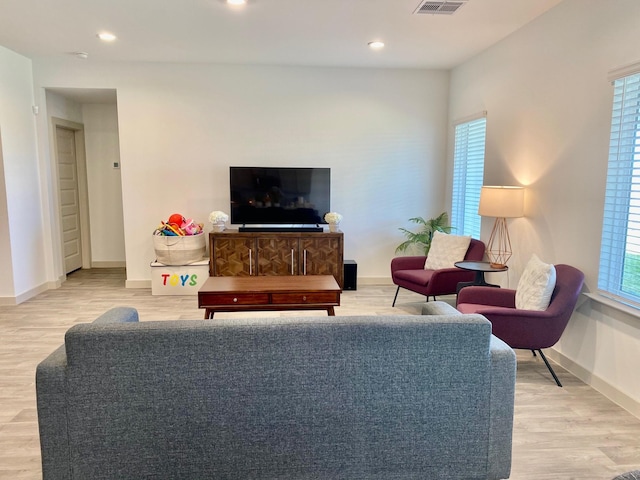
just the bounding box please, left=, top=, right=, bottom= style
left=413, top=0, right=468, bottom=15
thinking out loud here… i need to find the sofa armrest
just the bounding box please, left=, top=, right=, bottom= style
left=391, top=255, right=427, bottom=272
left=421, top=300, right=460, bottom=316
left=91, top=306, right=139, bottom=324
left=488, top=335, right=516, bottom=480
left=426, top=267, right=476, bottom=295
left=457, top=286, right=517, bottom=308
left=35, top=307, right=139, bottom=479
left=36, top=345, right=72, bottom=480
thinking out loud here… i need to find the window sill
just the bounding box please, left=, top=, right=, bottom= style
left=583, top=292, right=640, bottom=324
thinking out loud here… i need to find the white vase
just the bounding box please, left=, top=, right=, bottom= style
left=328, top=223, right=340, bottom=232
left=212, top=222, right=225, bottom=232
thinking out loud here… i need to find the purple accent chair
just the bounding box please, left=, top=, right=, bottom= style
left=391, top=238, right=485, bottom=306
left=456, top=264, right=585, bottom=386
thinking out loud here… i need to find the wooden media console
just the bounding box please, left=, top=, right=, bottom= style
left=209, top=230, right=344, bottom=288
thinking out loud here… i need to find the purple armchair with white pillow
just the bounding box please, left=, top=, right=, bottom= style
left=391, top=236, right=486, bottom=306
left=456, top=263, right=584, bottom=386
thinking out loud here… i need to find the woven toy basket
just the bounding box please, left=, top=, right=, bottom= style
left=153, top=232, right=206, bottom=265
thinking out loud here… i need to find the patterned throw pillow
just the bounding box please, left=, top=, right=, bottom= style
left=424, top=231, right=471, bottom=270
left=515, top=254, right=557, bottom=311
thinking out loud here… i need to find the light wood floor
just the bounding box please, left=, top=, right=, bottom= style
left=1, top=268, right=639, bottom=479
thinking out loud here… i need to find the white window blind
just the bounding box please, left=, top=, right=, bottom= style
left=451, top=116, right=486, bottom=239
left=598, top=71, right=640, bottom=306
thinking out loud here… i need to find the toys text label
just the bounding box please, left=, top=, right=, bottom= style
left=160, top=273, right=199, bottom=287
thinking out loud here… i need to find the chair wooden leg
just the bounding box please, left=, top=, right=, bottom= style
left=537, top=349, right=563, bottom=387
left=392, top=286, right=400, bottom=307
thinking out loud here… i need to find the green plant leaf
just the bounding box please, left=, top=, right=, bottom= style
left=395, top=212, right=452, bottom=255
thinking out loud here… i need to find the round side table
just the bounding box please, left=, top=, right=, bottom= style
left=454, top=260, right=508, bottom=292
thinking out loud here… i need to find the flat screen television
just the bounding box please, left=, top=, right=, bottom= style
left=230, top=167, right=331, bottom=227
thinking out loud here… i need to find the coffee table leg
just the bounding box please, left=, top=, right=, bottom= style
left=204, top=308, right=213, bottom=319
left=327, top=307, right=335, bottom=316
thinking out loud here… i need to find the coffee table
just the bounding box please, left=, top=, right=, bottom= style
left=198, top=275, right=341, bottom=318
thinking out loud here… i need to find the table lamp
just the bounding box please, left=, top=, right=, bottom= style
left=478, top=186, right=525, bottom=268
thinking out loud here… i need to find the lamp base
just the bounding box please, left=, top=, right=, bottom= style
left=486, top=217, right=513, bottom=268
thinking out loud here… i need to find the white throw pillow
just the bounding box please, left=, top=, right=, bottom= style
left=515, top=254, right=557, bottom=311
left=424, top=231, right=471, bottom=270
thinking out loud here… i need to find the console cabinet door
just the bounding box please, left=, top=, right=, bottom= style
left=256, top=237, right=298, bottom=276
left=300, top=236, right=343, bottom=287
left=211, top=235, right=255, bottom=276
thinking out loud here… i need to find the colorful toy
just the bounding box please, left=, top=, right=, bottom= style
left=181, top=218, right=202, bottom=235
left=154, top=213, right=203, bottom=237
left=168, top=213, right=185, bottom=228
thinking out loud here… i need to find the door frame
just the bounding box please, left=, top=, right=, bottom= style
left=51, top=117, right=92, bottom=271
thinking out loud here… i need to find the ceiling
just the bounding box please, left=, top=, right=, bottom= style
left=0, top=0, right=564, bottom=70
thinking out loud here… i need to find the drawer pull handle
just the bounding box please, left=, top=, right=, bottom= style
left=303, top=296, right=307, bottom=301
left=233, top=297, right=238, bottom=303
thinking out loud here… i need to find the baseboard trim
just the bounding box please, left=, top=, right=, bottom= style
left=92, top=261, right=126, bottom=268
left=0, top=296, right=17, bottom=306
left=358, top=277, right=394, bottom=286
left=0, top=280, right=60, bottom=306
left=546, top=348, right=640, bottom=419
left=126, top=279, right=151, bottom=289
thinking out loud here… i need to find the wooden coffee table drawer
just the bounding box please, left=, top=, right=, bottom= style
left=199, top=293, right=270, bottom=306
left=198, top=275, right=341, bottom=318
left=271, top=292, right=339, bottom=304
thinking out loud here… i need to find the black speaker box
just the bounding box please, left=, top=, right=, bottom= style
left=343, top=260, right=357, bottom=291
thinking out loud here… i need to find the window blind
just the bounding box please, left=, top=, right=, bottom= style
left=598, top=72, right=640, bottom=306
left=451, top=116, right=486, bottom=239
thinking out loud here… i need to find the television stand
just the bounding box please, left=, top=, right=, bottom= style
left=239, top=225, right=323, bottom=233
left=209, top=229, right=344, bottom=287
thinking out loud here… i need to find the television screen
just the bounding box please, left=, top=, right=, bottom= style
left=230, top=167, right=331, bottom=225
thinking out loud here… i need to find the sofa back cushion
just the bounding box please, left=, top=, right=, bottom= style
left=63, top=315, right=493, bottom=479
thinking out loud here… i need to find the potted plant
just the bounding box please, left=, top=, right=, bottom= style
left=395, top=212, right=453, bottom=255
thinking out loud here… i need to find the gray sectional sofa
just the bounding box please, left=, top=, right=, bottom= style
left=36, top=306, right=516, bottom=479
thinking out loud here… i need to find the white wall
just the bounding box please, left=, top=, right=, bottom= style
left=449, top=0, right=640, bottom=413
left=82, top=103, right=125, bottom=264
left=0, top=127, right=11, bottom=298
left=0, top=46, right=47, bottom=301
left=31, top=60, right=450, bottom=285
left=46, top=92, right=83, bottom=123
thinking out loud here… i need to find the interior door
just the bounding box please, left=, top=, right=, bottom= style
left=56, top=126, right=83, bottom=274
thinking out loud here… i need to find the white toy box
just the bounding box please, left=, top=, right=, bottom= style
left=150, top=259, right=210, bottom=296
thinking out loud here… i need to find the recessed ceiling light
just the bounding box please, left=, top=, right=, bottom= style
left=73, top=51, right=89, bottom=59
left=227, top=0, right=246, bottom=5
left=368, top=41, right=385, bottom=50
left=97, top=32, right=117, bottom=42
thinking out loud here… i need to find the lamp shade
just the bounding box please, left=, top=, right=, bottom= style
left=478, top=186, right=524, bottom=218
